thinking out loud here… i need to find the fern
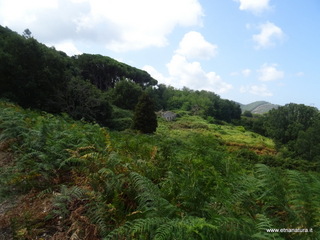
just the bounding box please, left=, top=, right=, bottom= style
left=86, top=199, right=115, bottom=236
left=51, top=185, right=87, bottom=219
left=254, top=164, right=286, bottom=204
left=285, top=170, right=317, bottom=228
left=105, top=217, right=169, bottom=240
left=153, top=217, right=218, bottom=240
left=130, top=172, right=178, bottom=218
left=251, top=214, right=283, bottom=240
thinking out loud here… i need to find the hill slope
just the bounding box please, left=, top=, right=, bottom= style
left=1, top=101, right=320, bottom=239
left=241, top=101, right=280, bottom=114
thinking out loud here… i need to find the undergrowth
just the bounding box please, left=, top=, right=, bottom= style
left=0, top=100, right=319, bottom=239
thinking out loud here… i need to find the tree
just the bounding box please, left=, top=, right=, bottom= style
left=111, top=79, right=143, bottom=110
left=22, top=28, right=32, bottom=39
left=75, top=54, right=157, bottom=91
left=0, top=26, right=70, bottom=113
left=61, top=77, right=112, bottom=126
left=243, top=110, right=253, bottom=118
left=294, top=119, right=320, bottom=162
left=132, top=93, right=157, bottom=134
left=263, top=103, right=319, bottom=145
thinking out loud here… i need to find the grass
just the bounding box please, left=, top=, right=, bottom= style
left=157, top=114, right=275, bottom=150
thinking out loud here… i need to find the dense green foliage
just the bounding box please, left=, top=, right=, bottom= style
left=111, top=79, right=144, bottom=110
left=240, top=103, right=320, bottom=170
left=75, top=53, right=157, bottom=90
left=0, top=26, right=70, bottom=112
left=148, top=86, right=241, bottom=122
left=263, top=103, right=319, bottom=145
left=0, top=101, right=319, bottom=239
left=132, top=93, right=158, bottom=133
left=0, top=25, right=242, bottom=128
left=61, top=76, right=113, bottom=125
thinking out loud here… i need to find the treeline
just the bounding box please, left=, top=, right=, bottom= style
left=241, top=103, right=320, bottom=168
left=0, top=25, right=241, bottom=130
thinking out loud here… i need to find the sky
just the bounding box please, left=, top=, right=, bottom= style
left=1, top=0, right=320, bottom=108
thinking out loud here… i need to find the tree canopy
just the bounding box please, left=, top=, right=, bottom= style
left=0, top=25, right=249, bottom=129
left=75, top=54, right=157, bottom=90
left=132, top=92, right=158, bottom=133
left=263, top=103, right=319, bottom=145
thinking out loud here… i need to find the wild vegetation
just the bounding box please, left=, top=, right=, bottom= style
left=0, top=25, right=242, bottom=129
left=0, top=25, right=320, bottom=239
left=1, top=100, right=319, bottom=239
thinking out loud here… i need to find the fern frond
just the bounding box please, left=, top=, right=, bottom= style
left=51, top=185, right=88, bottom=218
left=251, top=214, right=283, bottom=240
left=105, top=217, right=170, bottom=240
left=130, top=172, right=178, bottom=217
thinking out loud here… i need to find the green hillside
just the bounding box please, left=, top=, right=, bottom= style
left=1, top=101, right=319, bottom=239
left=0, top=25, right=242, bottom=127
left=241, top=101, right=280, bottom=114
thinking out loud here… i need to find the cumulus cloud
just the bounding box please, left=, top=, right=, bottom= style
left=175, top=31, right=217, bottom=60
left=143, top=65, right=171, bottom=86
left=234, top=0, right=271, bottom=14
left=0, top=0, right=92, bottom=41
left=166, top=54, right=232, bottom=93
left=167, top=32, right=232, bottom=93
left=253, top=22, right=284, bottom=49
left=52, top=41, right=82, bottom=56
left=144, top=32, right=232, bottom=94
left=0, top=0, right=204, bottom=52
left=258, top=63, right=284, bottom=81
left=241, top=84, right=273, bottom=97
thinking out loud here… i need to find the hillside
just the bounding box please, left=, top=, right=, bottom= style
left=0, top=25, right=242, bottom=127
left=1, top=101, right=319, bottom=239
left=241, top=101, right=280, bottom=114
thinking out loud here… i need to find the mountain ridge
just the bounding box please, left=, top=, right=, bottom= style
left=240, top=101, right=280, bottom=114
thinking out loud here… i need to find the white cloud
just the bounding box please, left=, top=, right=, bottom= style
left=230, top=69, right=251, bottom=77
left=175, top=31, right=217, bottom=60
left=241, top=84, right=273, bottom=97
left=242, top=69, right=252, bottom=77
left=235, top=0, right=270, bottom=14
left=258, top=63, right=284, bottom=81
left=164, top=54, right=232, bottom=93
left=0, top=0, right=59, bottom=27
left=0, top=0, right=204, bottom=52
left=143, top=65, right=171, bottom=86
left=253, top=22, right=284, bottom=49
left=51, top=41, right=82, bottom=56
left=91, top=0, right=204, bottom=51
left=144, top=32, right=231, bottom=94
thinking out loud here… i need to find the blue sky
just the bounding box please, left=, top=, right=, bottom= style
left=1, top=0, right=320, bottom=108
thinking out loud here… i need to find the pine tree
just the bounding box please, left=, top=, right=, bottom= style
left=132, top=92, right=157, bottom=133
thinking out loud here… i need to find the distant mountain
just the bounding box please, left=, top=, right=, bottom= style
left=240, top=101, right=280, bottom=114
